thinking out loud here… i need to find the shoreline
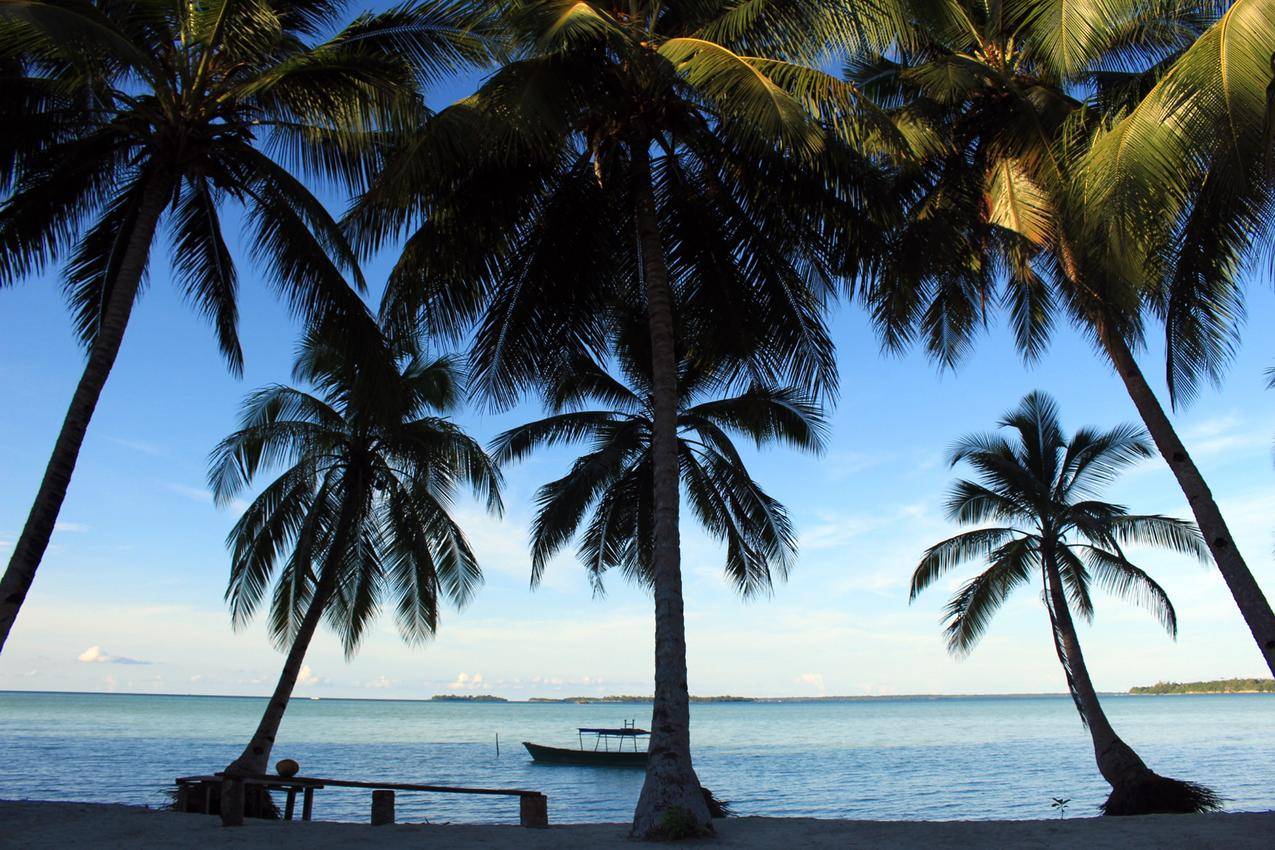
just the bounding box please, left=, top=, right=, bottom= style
left=10, top=688, right=1271, bottom=704
left=3, top=801, right=1273, bottom=849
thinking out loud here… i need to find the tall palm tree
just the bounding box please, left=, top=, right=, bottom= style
left=349, top=0, right=882, bottom=834
left=491, top=344, right=825, bottom=598
left=1078, top=0, right=1275, bottom=669
left=0, top=0, right=497, bottom=654
left=850, top=0, right=1275, bottom=675
left=912, top=391, right=1220, bottom=815
left=209, top=319, right=503, bottom=778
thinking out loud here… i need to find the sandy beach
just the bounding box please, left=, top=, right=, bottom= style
left=2, top=800, right=1272, bottom=849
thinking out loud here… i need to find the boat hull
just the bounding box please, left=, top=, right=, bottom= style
left=522, top=741, right=648, bottom=767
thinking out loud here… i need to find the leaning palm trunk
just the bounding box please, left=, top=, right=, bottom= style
left=227, top=494, right=359, bottom=777
left=1098, top=325, right=1275, bottom=677
left=1043, top=554, right=1220, bottom=815
left=629, top=141, right=711, bottom=839
left=0, top=175, right=172, bottom=654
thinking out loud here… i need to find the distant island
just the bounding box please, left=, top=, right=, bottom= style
left=1130, top=678, right=1275, bottom=695
left=527, top=695, right=754, bottom=704
left=429, top=694, right=508, bottom=702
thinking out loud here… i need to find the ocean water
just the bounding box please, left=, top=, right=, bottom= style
left=0, top=691, right=1271, bottom=824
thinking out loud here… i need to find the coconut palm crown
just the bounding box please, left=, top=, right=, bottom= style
left=911, top=390, right=1220, bottom=815
left=492, top=346, right=826, bottom=599
left=0, top=0, right=499, bottom=654
left=209, top=320, right=503, bottom=776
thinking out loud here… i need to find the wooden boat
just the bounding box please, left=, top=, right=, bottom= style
left=523, top=723, right=649, bottom=767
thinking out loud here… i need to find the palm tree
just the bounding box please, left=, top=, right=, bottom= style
left=491, top=345, right=825, bottom=598
left=1079, top=1, right=1275, bottom=670
left=349, top=0, right=881, bottom=834
left=0, top=0, right=497, bottom=654
left=850, top=0, right=1275, bottom=675
left=911, top=391, right=1221, bottom=815
left=208, top=319, right=503, bottom=778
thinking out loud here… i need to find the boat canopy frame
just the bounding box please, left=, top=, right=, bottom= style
left=577, top=720, right=649, bottom=752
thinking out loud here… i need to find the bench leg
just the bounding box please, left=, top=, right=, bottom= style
left=302, top=786, right=315, bottom=821
left=284, top=788, right=297, bottom=821
left=220, top=778, right=245, bottom=827
left=175, top=784, right=191, bottom=814
left=371, top=790, right=395, bottom=825
left=520, top=794, right=548, bottom=828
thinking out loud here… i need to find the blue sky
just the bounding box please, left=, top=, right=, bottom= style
left=1, top=59, right=1273, bottom=701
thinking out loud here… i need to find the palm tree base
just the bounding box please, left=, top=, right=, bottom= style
left=631, top=771, right=714, bottom=840
left=1101, top=775, right=1224, bottom=816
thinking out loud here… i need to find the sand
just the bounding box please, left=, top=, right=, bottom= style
left=2, top=800, right=1273, bottom=848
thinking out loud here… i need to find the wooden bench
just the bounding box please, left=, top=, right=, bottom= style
left=175, top=772, right=549, bottom=827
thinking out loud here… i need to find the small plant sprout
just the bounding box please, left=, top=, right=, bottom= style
left=1051, top=797, right=1071, bottom=819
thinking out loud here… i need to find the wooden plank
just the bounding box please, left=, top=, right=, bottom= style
left=302, top=786, right=315, bottom=821
left=284, top=788, right=297, bottom=821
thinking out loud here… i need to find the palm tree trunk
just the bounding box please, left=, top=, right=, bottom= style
left=1098, top=325, right=1275, bottom=676
left=0, top=175, right=171, bottom=655
left=1042, top=553, right=1151, bottom=790
left=226, top=491, right=360, bottom=777
left=629, top=140, right=711, bottom=839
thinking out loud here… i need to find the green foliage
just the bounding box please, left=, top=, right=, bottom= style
left=209, top=317, right=503, bottom=657
left=350, top=0, right=902, bottom=409
left=911, top=391, right=1207, bottom=656
left=658, top=804, right=709, bottom=840
left=1130, top=677, right=1275, bottom=694
left=491, top=340, right=826, bottom=597
left=0, top=0, right=500, bottom=365
left=850, top=0, right=1265, bottom=408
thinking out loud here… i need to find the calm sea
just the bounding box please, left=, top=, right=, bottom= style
left=1, top=691, right=1271, bottom=824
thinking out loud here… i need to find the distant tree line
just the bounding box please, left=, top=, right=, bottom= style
left=1130, top=679, right=1275, bottom=695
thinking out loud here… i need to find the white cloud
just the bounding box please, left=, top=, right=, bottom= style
left=795, top=672, right=826, bottom=695
left=447, top=671, right=485, bottom=691
left=366, top=675, right=396, bottom=689
left=297, top=665, right=323, bottom=687
left=53, top=522, right=89, bottom=534
left=77, top=645, right=150, bottom=665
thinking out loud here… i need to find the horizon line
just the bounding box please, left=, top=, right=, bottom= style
left=0, top=687, right=1184, bottom=703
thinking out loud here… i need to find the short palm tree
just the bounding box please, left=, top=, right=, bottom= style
left=851, top=0, right=1275, bottom=676
left=349, top=0, right=882, bottom=834
left=0, top=0, right=496, bottom=654
left=209, top=320, right=502, bottom=777
left=491, top=347, right=825, bottom=598
left=911, top=391, right=1220, bottom=815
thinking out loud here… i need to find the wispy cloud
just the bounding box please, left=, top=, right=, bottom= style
left=107, top=436, right=165, bottom=456
left=54, top=522, right=89, bottom=534
left=164, top=482, right=248, bottom=513
left=77, top=645, right=150, bottom=665
left=165, top=483, right=214, bottom=504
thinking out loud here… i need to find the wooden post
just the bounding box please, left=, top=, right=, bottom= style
left=284, top=787, right=297, bottom=821
left=519, top=793, right=548, bottom=828
left=220, top=777, right=245, bottom=827
left=302, top=786, right=315, bottom=821
left=371, top=790, right=395, bottom=825
left=175, top=783, right=191, bottom=813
